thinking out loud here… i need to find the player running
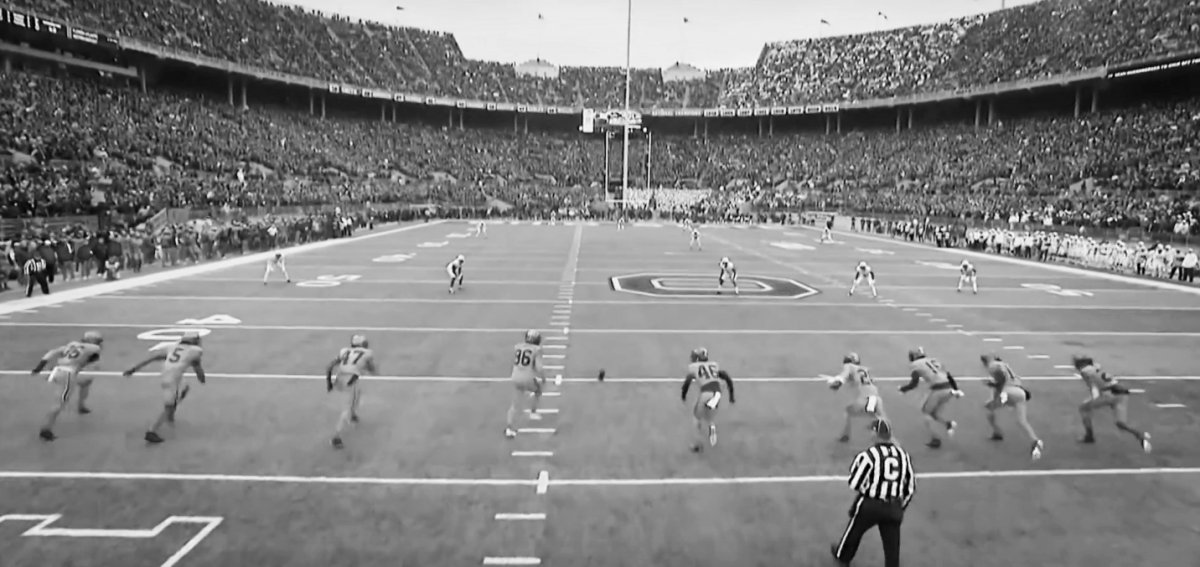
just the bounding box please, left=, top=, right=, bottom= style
left=1073, top=355, right=1151, bottom=452
left=822, top=352, right=886, bottom=443
left=446, top=254, right=465, bottom=294
left=475, top=220, right=487, bottom=238
left=30, top=331, right=104, bottom=441
left=717, top=257, right=739, bottom=295
left=324, top=334, right=376, bottom=449
left=680, top=348, right=736, bottom=452
left=899, top=347, right=963, bottom=449
left=820, top=216, right=835, bottom=243
left=122, top=331, right=206, bottom=444
left=980, top=354, right=1043, bottom=460
left=505, top=329, right=546, bottom=438
left=689, top=226, right=702, bottom=251
left=263, top=252, right=291, bottom=285
left=957, top=260, right=978, bottom=294
left=848, top=261, right=877, bottom=298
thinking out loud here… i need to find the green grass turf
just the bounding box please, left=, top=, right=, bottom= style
left=1, top=220, right=1198, bottom=566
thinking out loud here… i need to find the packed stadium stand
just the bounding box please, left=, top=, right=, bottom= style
left=1, top=0, right=1199, bottom=256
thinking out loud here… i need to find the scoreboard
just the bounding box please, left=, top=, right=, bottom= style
left=580, top=109, right=643, bottom=134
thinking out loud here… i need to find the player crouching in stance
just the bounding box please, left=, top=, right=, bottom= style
left=899, top=347, right=963, bottom=449
left=981, top=354, right=1043, bottom=460
left=123, top=332, right=206, bottom=444
left=823, top=352, right=886, bottom=443
left=957, top=260, right=978, bottom=294
left=689, top=227, right=702, bottom=251
left=30, top=331, right=104, bottom=441
left=506, top=330, right=546, bottom=438
left=263, top=253, right=291, bottom=285
left=1073, top=355, right=1151, bottom=452
left=717, top=257, right=739, bottom=295
left=447, top=254, right=465, bottom=294
left=324, top=334, right=375, bottom=449
left=680, top=348, right=735, bottom=452
left=848, top=261, right=877, bottom=298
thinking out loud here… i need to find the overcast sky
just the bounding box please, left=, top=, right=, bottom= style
left=272, top=0, right=1040, bottom=69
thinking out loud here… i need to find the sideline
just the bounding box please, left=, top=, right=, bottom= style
left=806, top=226, right=1200, bottom=296
left=0, top=221, right=445, bottom=316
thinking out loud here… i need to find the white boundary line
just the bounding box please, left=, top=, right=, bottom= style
left=81, top=295, right=1200, bottom=311
left=808, top=226, right=1200, bottom=296
left=0, top=468, right=1196, bottom=488
left=0, top=221, right=446, bottom=316
left=482, top=557, right=541, bottom=565
left=0, top=514, right=223, bottom=567
left=2, top=322, right=1196, bottom=337
left=4, top=371, right=1196, bottom=383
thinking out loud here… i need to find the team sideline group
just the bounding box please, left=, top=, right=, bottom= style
left=24, top=223, right=1154, bottom=458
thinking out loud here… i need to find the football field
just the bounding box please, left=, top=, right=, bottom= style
left=1, top=220, right=1198, bottom=567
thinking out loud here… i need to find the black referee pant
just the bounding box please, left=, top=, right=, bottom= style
left=833, top=494, right=904, bottom=567
left=26, top=271, right=49, bottom=297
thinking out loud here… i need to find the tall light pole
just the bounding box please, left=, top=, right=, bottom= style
left=620, top=0, right=632, bottom=204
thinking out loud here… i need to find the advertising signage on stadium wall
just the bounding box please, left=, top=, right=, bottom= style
left=1108, top=54, right=1200, bottom=79
left=1, top=7, right=118, bottom=46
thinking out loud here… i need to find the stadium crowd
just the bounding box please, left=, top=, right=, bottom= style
left=7, top=0, right=1200, bottom=107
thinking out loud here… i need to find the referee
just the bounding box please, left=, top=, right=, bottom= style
left=23, top=255, right=50, bottom=297
left=831, top=419, right=915, bottom=567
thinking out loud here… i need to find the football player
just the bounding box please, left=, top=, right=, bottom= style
left=848, top=261, right=877, bottom=298
left=718, top=257, right=739, bottom=295
left=899, top=347, right=963, bottom=448
left=475, top=220, right=487, bottom=238
left=681, top=348, right=736, bottom=452
left=30, top=331, right=104, bottom=441
left=820, top=216, right=835, bottom=243
left=324, top=334, right=376, bottom=449
left=447, top=254, right=465, bottom=294
left=981, top=354, right=1043, bottom=460
left=957, top=260, right=978, bottom=294
left=1074, top=355, right=1151, bottom=452
left=617, top=214, right=627, bottom=231
left=689, top=226, right=702, bottom=251
left=263, top=252, right=291, bottom=285
left=823, top=352, right=886, bottom=443
left=506, top=329, right=546, bottom=438
left=123, top=331, right=206, bottom=444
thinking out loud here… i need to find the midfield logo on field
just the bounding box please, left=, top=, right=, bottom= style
left=609, top=272, right=820, bottom=299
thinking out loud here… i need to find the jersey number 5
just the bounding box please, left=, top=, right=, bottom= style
left=167, top=347, right=183, bottom=363
left=515, top=349, right=533, bottom=367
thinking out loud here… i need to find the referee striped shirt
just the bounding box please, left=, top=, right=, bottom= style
left=848, top=442, right=916, bottom=508
left=23, top=257, right=46, bottom=275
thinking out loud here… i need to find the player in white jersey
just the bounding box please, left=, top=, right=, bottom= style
left=848, top=261, right=877, bottom=297
left=447, top=254, right=465, bottom=294
left=689, top=227, right=702, bottom=251
left=123, top=331, right=206, bottom=444
left=617, top=214, right=627, bottom=230
left=30, top=330, right=104, bottom=441
left=820, top=216, right=835, bottom=243
left=822, top=352, right=887, bottom=443
left=681, top=348, right=735, bottom=452
left=323, top=334, right=377, bottom=449
left=475, top=220, right=487, bottom=238
left=263, top=253, right=291, bottom=285
left=717, top=257, right=739, bottom=295
left=957, top=260, right=978, bottom=294
left=505, top=329, right=546, bottom=438
left=683, top=218, right=693, bottom=233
